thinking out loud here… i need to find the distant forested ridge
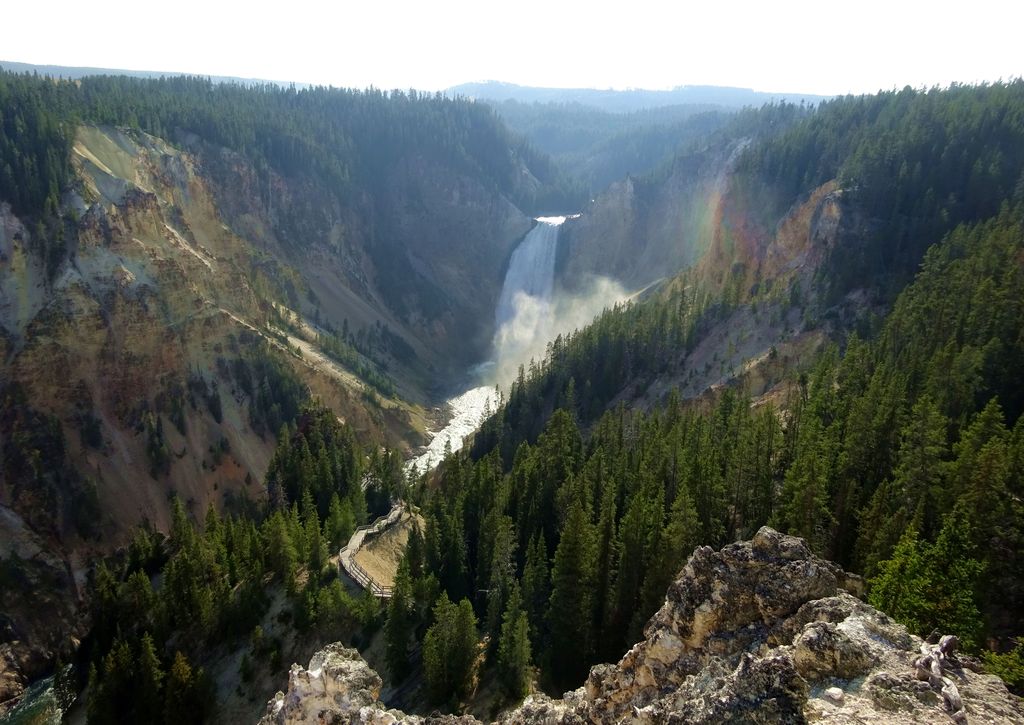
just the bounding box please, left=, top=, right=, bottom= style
left=0, top=58, right=301, bottom=87
left=0, top=71, right=582, bottom=225
left=485, top=101, right=732, bottom=192
left=447, top=81, right=829, bottom=112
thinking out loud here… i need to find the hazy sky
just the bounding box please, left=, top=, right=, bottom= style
left=6, top=0, right=1022, bottom=95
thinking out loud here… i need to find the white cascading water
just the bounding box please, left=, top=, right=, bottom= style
left=494, top=217, right=564, bottom=327
left=490, top=216, right=572, bottom=381
left=406, top=216, right=571, bottom=475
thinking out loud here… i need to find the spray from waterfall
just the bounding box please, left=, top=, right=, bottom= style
left=486, top=215, right=629, bottom=388
left=407, top=214, right=627, bottom=473
left=494, top=218, right=562, bottom=328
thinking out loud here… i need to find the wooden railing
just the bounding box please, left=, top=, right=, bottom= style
left=338, top=503, right=404, bottom=599
left=345, top=557, right=393, bottom=598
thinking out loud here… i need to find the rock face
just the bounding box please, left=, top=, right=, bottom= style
left=0, top=117, right=541, bottom=710
left=259, top=644, right=475, bottom=725
left=557, top=151, right=722, bottom=295
left=261, top=528, right=1024, bottom=724
left=0, top=506, right=83, bottom=709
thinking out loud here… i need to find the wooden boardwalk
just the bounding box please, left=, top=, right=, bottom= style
left=338, top=503, right=404, bottom=598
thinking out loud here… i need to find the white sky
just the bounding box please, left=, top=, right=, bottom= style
left=4, top=0, right=1022, bottom=95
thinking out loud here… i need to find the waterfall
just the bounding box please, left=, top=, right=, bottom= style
left=405, top=217, right=578, bottom=475
left=488, top=216, right=575, bottom=385
left=406, top=216, right=585, bottom=475
left=495, top=217, right=564, bottom=328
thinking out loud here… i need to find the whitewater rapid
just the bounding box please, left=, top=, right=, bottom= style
left=405, top=386, right=500, bottom=474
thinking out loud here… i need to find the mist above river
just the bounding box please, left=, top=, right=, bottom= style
left=488, top=274, right=629, bottom=388
left=484, top=215, right=629, bottom=388
left=407, top=215, right=628, bottom=475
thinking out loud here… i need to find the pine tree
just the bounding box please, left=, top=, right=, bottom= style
left=349, top=483, right=368, bottom=528
left=287, top=504, right=307, bottom=565
left=384, top=558, right=415, bottom=682
left=422, top=593, right=478, bottom=704
left=608, top=470, right=664, bottom=648
left=922, top=506, right=985, bottom=649
left=859, top=396, right=950, bottom=571
left=496, top=583, right=531, bottom=701
left=868, top=524, right=930, bottom=636
left=545, top=500, right=596, bottom=690
left=265, top=512, right=298, bottom=588
left=123, top=570, right=157, bottom=626
left=163, top=651, right=193, bottom=724
left=438, top=507, right=470, bottom=601
left=591, top=480, right=618, bottom=658
left=304, top=508, right=328, bottom=575
left=484, top=516, right=517, bottom=660
left=869, top=506, right=986, bottom=650
left=89, top=638, right=135, bottom=724
left=405, top=520, right=426, bottom=578
left=633, top=485, right=700, bottom=638
left=454, top=598, right=479, bottom=697
left=521, top=533, right=549, bottom=653
left=137, top=633, right=165, bottom=722
left=774, top=414, right=836, bottom=553
left=169, top=497, right=195, bottom=553
left=325, top=493, right=355, bottom=550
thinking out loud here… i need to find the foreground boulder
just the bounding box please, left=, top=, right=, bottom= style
left=260, top=527, right=1024, bottom=724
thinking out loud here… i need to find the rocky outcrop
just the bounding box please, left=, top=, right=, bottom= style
left=259, top=644, right=475, bottom=725
left=261, top=528, right=1024, bottom=724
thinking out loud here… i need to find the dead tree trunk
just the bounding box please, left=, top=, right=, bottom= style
left=913, top=633, right=966, bottom=723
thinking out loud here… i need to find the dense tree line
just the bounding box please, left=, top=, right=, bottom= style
left=0, top=70, right=581, bottom=220
left=400, top=206, right=1024, bottom=696
left=0, top=73, right=73, bottom=220
left=0, top=73, right=78, bottom=277
left=80, top=401, right=408, bottom=722
left=316, top=330, right=397, bottom=398
left=225, top=339, right=309, bottom=438
left=736, top=81, right=1024, bottom=301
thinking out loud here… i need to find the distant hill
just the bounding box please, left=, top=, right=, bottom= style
left=447, top=80, right=829, bottom=112
left=0, top=59, right=305, bottom=88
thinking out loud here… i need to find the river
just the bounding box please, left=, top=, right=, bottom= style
left=0, top=667, right=75, bottom=725
left=405, top=216, right=574, bottom=475
left=405, top=385, right=501, bottom=474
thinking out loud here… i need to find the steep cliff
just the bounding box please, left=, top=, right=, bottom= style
left=260, top=529, right=1023, bottom=724
left=189, top=134, right=533, bottom=380
left=556, top=143, right=740, bottom=294
left=0, top=117, right=533, bottom=704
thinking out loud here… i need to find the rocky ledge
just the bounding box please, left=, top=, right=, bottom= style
left=260, top=527, right=1024, bottom=724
